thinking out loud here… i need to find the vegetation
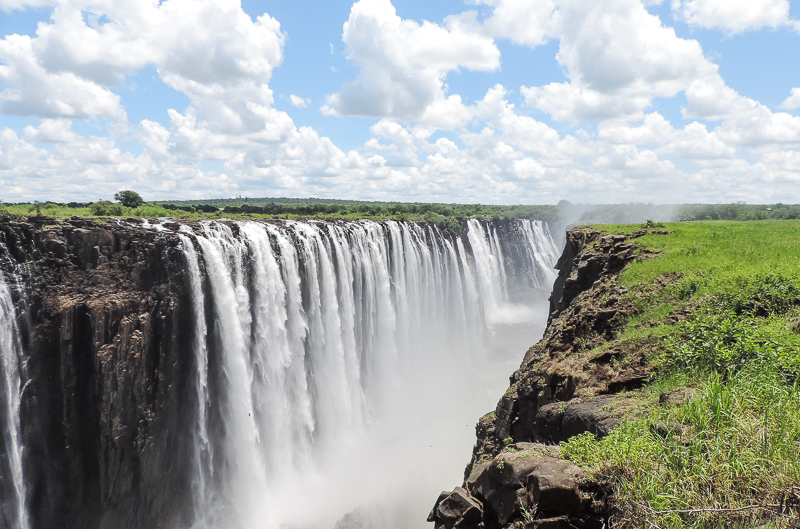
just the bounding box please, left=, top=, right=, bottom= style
left=560, top=221, right=800, bottom=528
left=114, top=190, right=144, bottom=208
left=0, top=196, right=560, bottom=235
left=5, top=197, right=800, bottom=232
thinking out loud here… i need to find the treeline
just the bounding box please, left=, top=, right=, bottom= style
left=7, top=198, right=800, bottom=226
left=217, top=201, right=558, bottom=221
left=676, top=203, right=800, bottom=221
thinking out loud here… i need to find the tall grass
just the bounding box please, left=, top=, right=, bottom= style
left=561, top=221, right=800, bottom=528
left=562, top=367, right=800, bottom=528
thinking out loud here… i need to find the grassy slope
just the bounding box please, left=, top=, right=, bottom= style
left=561, top=221, right=800, bottom=528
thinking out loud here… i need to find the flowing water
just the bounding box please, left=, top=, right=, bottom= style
left=176, top=219, right=559, bottom=529
left=0, top=218, right=560, bottom=529
left=0, top=271, right=28, bottom=529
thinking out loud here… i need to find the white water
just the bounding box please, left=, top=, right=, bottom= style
left=0, top=272, right=28, bottom=529
left=174, top=218, right=560, bottom=529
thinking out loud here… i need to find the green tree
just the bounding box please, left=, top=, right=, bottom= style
left=114, top=190, right=143, bottom=208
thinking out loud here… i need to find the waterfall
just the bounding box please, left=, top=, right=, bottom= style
left=0, top=216, right=560, bottom=529
left=171, top=218, right=560, bottom=528
left=0, top=272, right=28, bottom=529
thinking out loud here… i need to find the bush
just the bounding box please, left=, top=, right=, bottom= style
left=717, top=273, right=800, bottom=317
left=667, top=312, right=782, bottom=374
left=91, top=200, right=123, bottom=216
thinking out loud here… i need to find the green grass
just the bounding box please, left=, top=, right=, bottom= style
left=595, top=221, right=800, bottom=288
left=560, top=221, right=800, bottom=528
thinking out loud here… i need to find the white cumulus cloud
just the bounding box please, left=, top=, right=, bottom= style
left=0, top=34, right=125, bottom=118
left=671, top=0, right=797, bottom=34
left=290, top=95, right=310, bottom=108
left=780, top=88, right=800, bottom=110
left=323, top=0, right=500, bottom=121
left=519, top=0, right=716, bottom=122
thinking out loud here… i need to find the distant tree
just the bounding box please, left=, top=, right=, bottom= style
left=114, top=190, right=143, bottom=208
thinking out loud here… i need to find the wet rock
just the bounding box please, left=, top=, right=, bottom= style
left=429, top=487, right=484, bottom=529
left=0, top=216, right=194, bottom=529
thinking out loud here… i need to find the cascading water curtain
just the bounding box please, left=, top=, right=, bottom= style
left=172, top=218, right=560, bottom=529
left=176, top=218, right=561, bottom=528
left=0, top=271, right=28, bottom=529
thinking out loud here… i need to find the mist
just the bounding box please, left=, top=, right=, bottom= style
left=177, top=218, right=561, bottom=529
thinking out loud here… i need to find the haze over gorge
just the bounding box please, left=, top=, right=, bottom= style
left=0, top=215, right=561, bottom=529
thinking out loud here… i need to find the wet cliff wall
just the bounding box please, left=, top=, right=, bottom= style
left=0, top=216, right=196, bottom=529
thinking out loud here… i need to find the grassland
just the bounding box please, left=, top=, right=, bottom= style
left=561, top=221, right=800, bottom=528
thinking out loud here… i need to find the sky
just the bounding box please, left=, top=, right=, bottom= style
left=1, top=0, right=800, bottom=204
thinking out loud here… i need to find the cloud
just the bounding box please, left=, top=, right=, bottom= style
left=671, top=0, right=797, bottom=34
left=323, top=0, right=500, bottom=121
left=1, top=0, right=800, bottom=205
left=519, top=0, right=715, bottom=122
left=0, top=0, right=54, bottom=11
left=780, top=88, right=800, bottom=111
left=469, top=0, right=558, bottom=47
left=0, top=0, right=285, bottom=133
left=0, top=34, right=125, bottom=119
left=290, top=95, right=310, bottom=108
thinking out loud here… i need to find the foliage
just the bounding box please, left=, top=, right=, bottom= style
left=90, top=200, right=123, bottom=216
left=664, top=311, right=800, bottom=378
left=114, top=190, right=144, bottom=208
left=676, top=203, right=800, bottom=221
left=640, top=219, right=665, bottom=229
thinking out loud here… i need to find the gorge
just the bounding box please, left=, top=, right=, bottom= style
left=0, top=215, right=561, bottom=529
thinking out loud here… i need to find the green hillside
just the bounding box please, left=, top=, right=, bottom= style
left=561, top=221, right=800, bottom=528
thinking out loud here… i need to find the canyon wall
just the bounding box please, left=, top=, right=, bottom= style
left=428, top=228, right=663, bottom=529
left=0, top=215, right=560, bottom=529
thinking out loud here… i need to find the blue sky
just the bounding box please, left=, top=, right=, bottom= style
left=1, top=0, right=800, bottom=203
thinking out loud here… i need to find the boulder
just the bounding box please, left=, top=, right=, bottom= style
left=534, top=397, right=619, bottom=444
left=458, top=444, right=595, bottom=527
left=428, top=487, right=484, bottom=529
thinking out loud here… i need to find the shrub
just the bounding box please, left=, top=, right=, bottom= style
left=716, top=273, right=800, bottom=317
left=90, top=200, right=123, bottom=216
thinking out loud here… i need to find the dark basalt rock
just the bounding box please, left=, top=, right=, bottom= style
left=431, top=445, right=605, bottom=529
left=428, top=487, right=485, bottom=529
left=0, top=215, right=196, bottom=529
left=534, top=397, right=620, bottom=444
left=448, top=226, right=676, bottom=529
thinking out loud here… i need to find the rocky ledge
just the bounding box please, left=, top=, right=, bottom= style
left=429, top=227, right=671, bottom=529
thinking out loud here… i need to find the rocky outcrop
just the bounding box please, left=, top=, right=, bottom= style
left=430, top=227, right=669, bottom=529
left=0, top=215, right=196, bottom=529
left=430, top=444, right=606, bottom=529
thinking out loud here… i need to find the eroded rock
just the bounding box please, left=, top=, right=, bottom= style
left=434, top=445, right=605, bottom=529
left=534, top=397, right=620, bottom=444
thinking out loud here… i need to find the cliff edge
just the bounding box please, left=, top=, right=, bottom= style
left=429, top=226, right=668, bottom=529
left=0, top=215, right=196, bottom=529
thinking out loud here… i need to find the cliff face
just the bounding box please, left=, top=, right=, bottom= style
left=0, top=215, right=196, bottom=529
left=429, top=227, right=665, bottom=529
